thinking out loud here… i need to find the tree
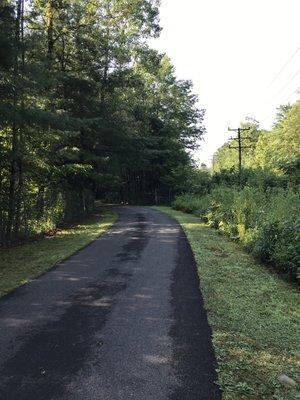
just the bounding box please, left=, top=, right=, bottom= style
left=0, top=0, right=205, bottom=242
left=213, top=120, right=260, bottom=172
left=255, top=102, right=300, bottom=174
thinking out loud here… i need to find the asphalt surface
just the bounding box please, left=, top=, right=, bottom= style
left=0, top=206, right=221, bottom=400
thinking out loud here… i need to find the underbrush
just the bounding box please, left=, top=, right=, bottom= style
left=173, top=187, right=300, bottom=279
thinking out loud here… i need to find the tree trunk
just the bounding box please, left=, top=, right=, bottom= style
left=101, top=1, right=111, bottom=102
left=6, top=125, right=18, bottom=240
left=6, top=0, right=23, bottom=241
left=14, top=156, right=23, bottom=237
left=47, top=0, right=54, bottom=64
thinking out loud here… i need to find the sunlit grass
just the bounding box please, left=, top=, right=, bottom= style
left=0, top=211, right=117, bottom=298
left=155, top=207, right=300, bottom=400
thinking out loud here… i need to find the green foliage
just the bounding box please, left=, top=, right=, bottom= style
left=173, top=193, right=211, bottom=215
left=173, top=187, right=300, bottom=278
left=0, top=1, right=15, bottom=70
left=213, top=120, right=260, bottom=172
left=176, top=100, right=300, bottom=279
left=213, top=102, right=300, bottom=180
left=252, top=218, right=300, bottom=277
left=212, top=167, right=290, bottom=189
left=256, top=103, right=300, bottom=173
left=184, top=167, right=212, bottom=195
left=0, top=0, right=204, bottom=243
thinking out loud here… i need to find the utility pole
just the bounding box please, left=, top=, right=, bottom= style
left=228, top=127, right=252, bottom=185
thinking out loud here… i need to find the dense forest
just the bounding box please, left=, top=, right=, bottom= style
left=0, top=0, right=204, bottom=244
left=1, top=0, right=299, bottom=278
left=174, top=101, right=300, bottom=279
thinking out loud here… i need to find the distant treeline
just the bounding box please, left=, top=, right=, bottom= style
left=0, top=0, right=204, bottom=243
left=173, top=102, right=300, bottom=279
left=213, top=103, right=300, bottom=178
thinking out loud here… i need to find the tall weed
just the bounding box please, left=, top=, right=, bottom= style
left=173, top=187, right=300, bottom=278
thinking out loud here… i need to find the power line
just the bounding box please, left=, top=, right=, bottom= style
left=261, top=70, right=300, bottom=126
left=260, top=86, right=300, bottom=128
left=286, top=86, right=300, bottom=102
left=268, top=46, right=300, bottom=88
left=276, top=68, right=300, bottom=96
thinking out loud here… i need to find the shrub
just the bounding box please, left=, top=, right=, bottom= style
left=172, top=193, right=211, bottom=216
left=251, top=218, right=300, bottom=277
left=172, top=186, right=300, bottom=279
left=206, top=187, right=236, bottom=234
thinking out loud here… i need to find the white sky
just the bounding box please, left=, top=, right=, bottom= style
left=150, top=0, right=300, bottom=165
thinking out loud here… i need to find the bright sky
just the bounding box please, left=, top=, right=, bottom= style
left=150, top=0, right=300, bottom=165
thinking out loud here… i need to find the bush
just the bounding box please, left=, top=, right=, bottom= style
left=172, top=186, right=300, bottom=279
left=173, top=193, right=211, bottom=216
left=252, top=218, right=300, bottom=277
left=206, top=186, right=236, bottom=233
left=273, top=219, right=300, bottom=276
left=1, top=187, right=95, bottom=244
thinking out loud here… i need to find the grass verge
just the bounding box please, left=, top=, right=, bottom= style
left=0, top=210, right=117, bottom=298
left=154, top=206, right=299, bottom=400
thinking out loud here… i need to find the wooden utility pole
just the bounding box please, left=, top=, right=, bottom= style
left=228, top=127, right=252, bottom=185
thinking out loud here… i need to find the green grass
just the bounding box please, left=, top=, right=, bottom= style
left=154, top=206, right=300, bottom=400
left=0, top=210, right=117, bottom=298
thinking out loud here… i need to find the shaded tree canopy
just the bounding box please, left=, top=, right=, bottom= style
left=0, top=0, right=205, bottom=243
